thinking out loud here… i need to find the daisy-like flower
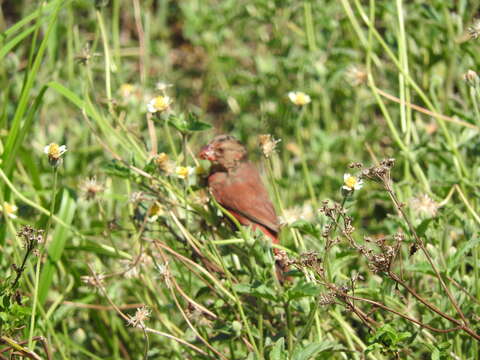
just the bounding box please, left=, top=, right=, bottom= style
left=44, top=143, right=67, bottom=166
left=342, top=173, right=363, bottom=192
left=119, top=83, right=136, bottom=99
left=288, top=91, right=311, bottom=106
left=147, top=202, right=164, bottom=222
left=175, top=166, right=195, bottom=180
left=1, top=202, right=18, bottom=219
left=258, top=134, right=281, bottom=158
left=147, top=95, right=172, bottom=113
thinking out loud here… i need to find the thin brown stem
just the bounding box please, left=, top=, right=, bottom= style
left=86, top=265, right=210, bottom=357
left=385, top=183, right=469, bottom=325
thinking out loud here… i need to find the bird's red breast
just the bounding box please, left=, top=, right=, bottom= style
left=199, top=135, right=279, bottom=244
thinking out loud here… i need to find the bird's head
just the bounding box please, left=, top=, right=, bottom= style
left=199, top=135, right=247, bottom=170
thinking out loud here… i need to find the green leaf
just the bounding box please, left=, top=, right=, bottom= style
left=270, top=337, right=286, bottom=360
left=450, top=236, right=480, bottom=269
left=167, top=112, right=212, bottom=133
left=233, top=281, right=277, bottom=301
left=102, top=160, right=131, bottom=178
left=285, top=282, right=322, bottom=301
left=415, top=218, right=433, bottom=238
left=290, top=220, right=320, bottom=237
left=292, top=341, right=340, bottom=360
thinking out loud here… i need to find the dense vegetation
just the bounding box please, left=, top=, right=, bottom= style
left=1, top=0, right=480, bottom=358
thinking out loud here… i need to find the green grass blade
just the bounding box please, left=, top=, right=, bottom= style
left=38, top=189, right=77, bottom=305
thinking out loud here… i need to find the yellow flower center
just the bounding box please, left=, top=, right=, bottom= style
left=295, top=93, right=308, bottom=105
left=48, top=143, right=61, bottom=159
left=4, top=203, right=15, bottom=214
left=148, top=202, right=163, bottom=217
left=153, top=96, right=170, bottom=111
left=176, top=166, right=189, bottom=179
left=345, top=176, right=357, bottom=189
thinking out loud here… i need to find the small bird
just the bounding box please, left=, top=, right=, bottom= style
left=199, top=135, right=280, bottom=245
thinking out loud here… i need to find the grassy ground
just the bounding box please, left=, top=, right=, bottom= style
left=2, top=0, right=480, bottom=358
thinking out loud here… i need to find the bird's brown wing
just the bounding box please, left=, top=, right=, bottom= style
left=209, top=162, right=279, bottom=234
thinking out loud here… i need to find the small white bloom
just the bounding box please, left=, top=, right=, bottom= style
left=147, top=95, right=172, bottom=113
left=175, top=166, right=195, bottom=180
left=44, top=143, right=67, bottom=158
left=1, top=202, right=18, bottom=219
left=342, top=173, right=363, bottom=191
left=288, top=91, right=311, bottom=106
left=44, top=143, right=67, bottom=166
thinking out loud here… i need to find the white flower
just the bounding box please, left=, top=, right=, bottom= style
left=147, top=95, right=172, bottom=113
left=44, top=143, right=67, bottom=166
left=44, top=143, right=67, bottom=159
left=175, top=166, right=195, bottom=180
left=288, top=91, right=311, bottom=106
left=1, top=202, right=17, bottom=219
left=342, top=173, right=363, bottom=191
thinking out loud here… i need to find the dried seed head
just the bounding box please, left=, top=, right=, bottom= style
left=17, top=226, right=44, bottom=250
left=409, top=194, right=439, bottom=218
left=258, top=134, right=281, bottom=158
left=127, top=306, right=151, bottom=328
left=80, top=177, right=104, bottom=200
left=81, top=272, right=105, bottom=289
left=468, top=20, right=480, bottom=39
left=345, top=65, right=367, bottom=87
left=319, top=292, right=336, bottom=306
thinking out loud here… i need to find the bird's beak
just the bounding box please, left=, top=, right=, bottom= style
left=199, top=145, right=216, bottom=161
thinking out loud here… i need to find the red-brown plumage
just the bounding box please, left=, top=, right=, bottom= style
left=199, top=135, right=280, bottom=244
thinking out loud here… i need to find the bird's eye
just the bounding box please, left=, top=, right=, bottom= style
left=218, top=148, right=224, bottom=153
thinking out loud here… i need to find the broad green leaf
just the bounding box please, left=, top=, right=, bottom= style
left=270, top=337, right=286, bottom=360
